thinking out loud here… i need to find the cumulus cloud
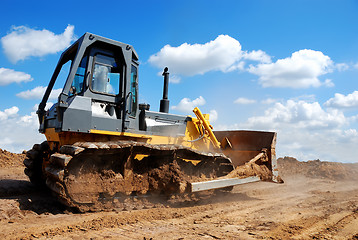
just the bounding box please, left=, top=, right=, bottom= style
left=1, top=25, right=76, bottom=63
left=273, top=127, right=358, bottom=163
left=209, top=109, right=218, bottom=122
left=248, top=49, right=333, bottom=88
left=243, top=50, right=271, bottom=64
left=16, top=86, right=62, bottom=100
left=234, top=97, right=256, bottom=104
left=0, top=106, right=45, bottom=153
left=0, top=106, right=19, bottom=120
left=217, top=99, right=357, bottom=162
left=149, top=37, right=339, bottom=90
left=0, top=67, right=33, bottom=86
left=324, top=91, right=358, bottom=109
left=148, top=35, right=270, bottom=76
left=226, top=61, right=246, bottom=72
left=149, top=35, right=243, bottom=76
left=243, top=100, right=346, bottom=130
left=171, top=96, right=206, bottom=113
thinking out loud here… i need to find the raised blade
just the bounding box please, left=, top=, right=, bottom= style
left=190, top=176, right=260, bottom=192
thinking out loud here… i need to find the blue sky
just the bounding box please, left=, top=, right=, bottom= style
left=1, top=0, right=358, bottom=163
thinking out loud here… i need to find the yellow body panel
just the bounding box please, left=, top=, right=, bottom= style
left=44, top=128, right=60, bottom=142
left=44, top=109, right=216, bottom=153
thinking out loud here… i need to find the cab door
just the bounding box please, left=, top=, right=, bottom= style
left=85, top=48, right=126, bottom=132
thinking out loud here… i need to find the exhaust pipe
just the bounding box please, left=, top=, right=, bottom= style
left=159, top=67, right=170, bottom=113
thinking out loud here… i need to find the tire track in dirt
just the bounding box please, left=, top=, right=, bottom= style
left=41, top=180, right=358, bottom=240
left=263, top=181, right=358, bottom=240
left=308, top=210, right=358, bottom=239
left=16, top=179, right=353, bottom=240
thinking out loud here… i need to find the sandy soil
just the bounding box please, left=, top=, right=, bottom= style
left=0, top=150, right=357, bottom=240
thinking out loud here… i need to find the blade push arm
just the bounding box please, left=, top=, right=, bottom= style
left=193, top=107, right=221, bottom=149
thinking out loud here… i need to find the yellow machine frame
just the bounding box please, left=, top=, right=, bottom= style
left=44, top=107, right=219, bottom=154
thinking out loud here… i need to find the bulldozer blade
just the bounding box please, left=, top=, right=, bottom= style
left=214, top=130, right=279, bottom=182
left=191, top=176, right=260, bottom=192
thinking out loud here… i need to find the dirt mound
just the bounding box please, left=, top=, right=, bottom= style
left=0, top=148, right=26, bottom=168
left=278, top=156, right=358, bottom=180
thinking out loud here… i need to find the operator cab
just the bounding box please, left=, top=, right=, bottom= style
left=38, top=33, right=139, bottom=133
left=66, top=44, right=138, bottom=120
left=38, top=33, right=187, bottom=138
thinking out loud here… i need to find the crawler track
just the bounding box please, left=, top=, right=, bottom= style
left=42, top=141, right=234, bottom=212
left=23, top=141, right=49, bottom=188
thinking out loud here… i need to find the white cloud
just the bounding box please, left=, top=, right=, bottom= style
left=209, top=109, right=218, bottom=122
left=343, top=128, right=358, bottom=138
left=216, top=99, right=357, bottom=163
left=234, top=97, right=256, bottom=104
left=243, top=100, right=346, bottom=130
left=290, top=94, right=316, bottom=102
left=16, top=86, right=62, bottom=100
left=169, top=75, right=181, bottom=84
left=335, top=63, right=349, bottom=72
left=0, top=106, right=19, bottom=120
left=323, top=79, right=334, bottom=87
left=243, top=50, right=271, bottom=64
left=0, top=106, right=45, bottom=153
left=349, top=114, right=358, bottom=123
left=0, top=67, right=33, bottom=86
left=261, top=98, right=278, bottom=104
left=324, top=91, right=358, bottom=109
left=171, top=96, right=206, bottom=113
left=149, top=37, right=342, bottom=90
left=149, top=35, right=270, bottom=76
left=149, top=35, right=244, bottom=76
left=248, top=49, right=334, bottom=88
left=354, top=63, right=358, bottom=69
left=1, top=25, right=76, bottom=63
left=226, top=61, right=246, bottom=72
left=275, top=127, right=358, bottom=163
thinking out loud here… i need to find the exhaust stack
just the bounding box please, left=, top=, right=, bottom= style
left=159, top=67, right=170, bottom=113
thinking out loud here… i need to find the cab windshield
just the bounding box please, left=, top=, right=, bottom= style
left=91, top=54, right=120, bottom=95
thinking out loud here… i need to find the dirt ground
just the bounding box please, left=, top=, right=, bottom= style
left=0, top=150, right=358, bottom=240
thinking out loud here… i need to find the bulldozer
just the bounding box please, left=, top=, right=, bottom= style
left=24, top=33, right=280, bottom=212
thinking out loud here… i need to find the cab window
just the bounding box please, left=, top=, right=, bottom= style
left=69, top=55, right=87, bottom=96
left=130, top=65, right=138, bottom=117
left=91, top=54, right=120, bottom=95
